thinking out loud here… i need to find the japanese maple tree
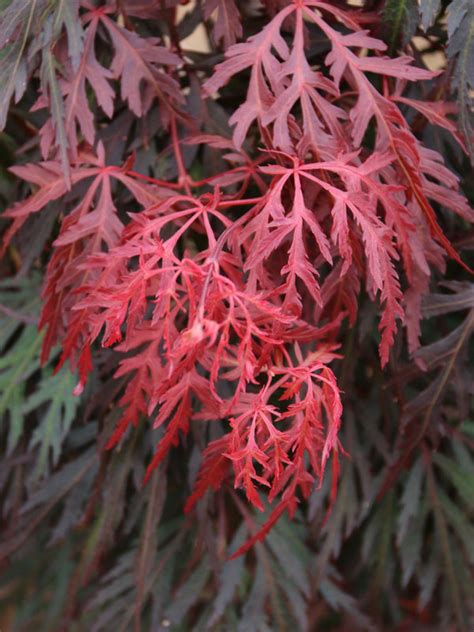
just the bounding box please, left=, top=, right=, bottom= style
left=0, top=0, right=473, bottom=629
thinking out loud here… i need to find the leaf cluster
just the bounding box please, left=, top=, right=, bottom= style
left=0, top=0, right=473, bottom=630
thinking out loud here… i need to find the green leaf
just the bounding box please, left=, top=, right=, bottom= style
left=320, top=567, right=373, bottom=629
left=460, top=419, right=474, bottom=437
left=25, top=366, right=80, bottom=480
left=0, top=325, right=42, bottom=453
left=432, top=451, right=474, bottom=509
left=383, top=0, right=419, bottom=51
left=0, top=277, right=43, bottom=451
left=0, top=277, right=80, bottom=473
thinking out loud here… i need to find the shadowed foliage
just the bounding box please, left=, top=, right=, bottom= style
left=0, top=0, right=473, bottom=630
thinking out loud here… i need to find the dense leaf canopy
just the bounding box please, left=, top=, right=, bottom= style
left=0, top=0, right=473, bottom=630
